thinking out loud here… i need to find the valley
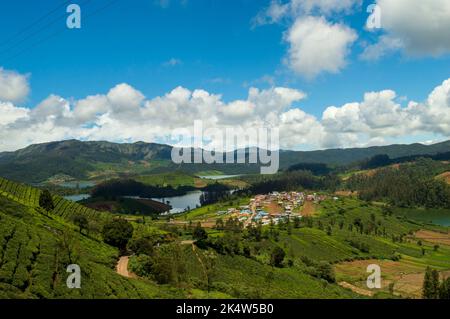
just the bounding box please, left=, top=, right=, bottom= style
left=0, top=140, right=449, bottom=299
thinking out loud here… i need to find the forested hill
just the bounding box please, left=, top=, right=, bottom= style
left=279, top=140, right=450, bottom=167
left=0, top=139, right=449, bottom=183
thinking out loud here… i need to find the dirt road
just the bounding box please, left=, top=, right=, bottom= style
left=116, top=256, right=134, bottom=278
left=338, top=281, right=374, bottom=297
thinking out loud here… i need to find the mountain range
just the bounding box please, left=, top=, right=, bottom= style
left=0, top=139, right=449, bottom=183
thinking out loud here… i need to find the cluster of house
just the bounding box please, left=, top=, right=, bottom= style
left=216, top=191, right=331, bottom=227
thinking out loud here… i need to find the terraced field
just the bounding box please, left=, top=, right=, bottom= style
left=0, top=178, right=183, bottom=298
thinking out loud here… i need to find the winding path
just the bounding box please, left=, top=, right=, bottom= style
left=116, top=256, right=133, bottom=278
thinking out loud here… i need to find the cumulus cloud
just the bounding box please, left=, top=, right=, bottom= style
left=321, top=79, right=450, bottom=147
left=0, top=67, right=448, bottom=152
left=284, top=16, right=357, bottom=79
left=253, top=1, right=360, bottom=79
left=362, top=0, right=450, bottom=60
left=0, top=67, right=30, bottom=103
left=360, top=35, right=403, bottom=61
left=0, top=102, right=29, bottom=126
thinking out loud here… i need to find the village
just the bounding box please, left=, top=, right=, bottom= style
left=215, top=191, right=332, bottom=228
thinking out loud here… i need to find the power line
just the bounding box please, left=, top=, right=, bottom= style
left=0, top=0, right=93, bottom=57
left=2, top=0, right=121, bottom=64
left=0, top=0, right=72, bottom=49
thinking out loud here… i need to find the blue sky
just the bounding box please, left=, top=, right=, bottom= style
left=0, top=0, right=449, bottom=151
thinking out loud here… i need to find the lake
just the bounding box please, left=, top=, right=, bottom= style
left=409, top=214, right=450, bottom=227
left=395, top=208, right=450, bottom=227
left=199, top=175, right=241, bottom=180
left=63, top=194, right=91, bottom=202
left=152, top=191, right=204, bottom=214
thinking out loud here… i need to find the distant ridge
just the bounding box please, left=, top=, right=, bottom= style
left=0, top=139, right=448, bottom=183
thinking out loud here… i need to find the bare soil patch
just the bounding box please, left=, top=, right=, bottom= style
left=265, top=202, right=282, bottom=215
left=436, top=171, right=450, bottom=184
left=415, top=229, right=450, bottom=246
left=335, top=259, right=450, bottom=298
left=301, top=201, right=317, bottom=217
left=338, top=281, right=373, bottom=297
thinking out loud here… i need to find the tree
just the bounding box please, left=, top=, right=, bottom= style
left=72, top=214, right=89, bottom=234
left=243, top=245, right=251, bottom=257
left=270, top=246, right=285, bottom=268
left=129, top=237, right=154, bottom=256
left=215, top=218, right=224, bottom=230
left=151, top=254, right=175, bottom=284
left=423, top=267, right=440, bottom=299
left=102, top=218, right=134, bottom=253
left=316, top=262, right=336, bottom=283
left=193, top=222, right=208, bottom=241
left=293, top=216, right=301, bottom=228
left=247, top=223, right=262, bottom=241
left=39, top=190, right=54, bottom=212
left=439, top=277, right=450, bottom=299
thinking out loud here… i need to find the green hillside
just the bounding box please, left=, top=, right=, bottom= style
left=0, top=139, right=448, bottom=183
left=0, top=177, right=181, bottom=298
left=1, top=174, right=450, bottom=299
left=0, top=177, right=358, bottom=299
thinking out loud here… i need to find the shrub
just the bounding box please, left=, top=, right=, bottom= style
left=129, top=237, right=154, bottom=256
left=39, top=190, right=54, bottom=212
left=270, top=246, right=285, bottom=268
left=102, top=218, right=134, bottom=252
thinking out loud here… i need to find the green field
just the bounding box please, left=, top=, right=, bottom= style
left=1, top=174, right=450, bottom=299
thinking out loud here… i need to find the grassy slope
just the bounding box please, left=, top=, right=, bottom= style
left=175, top=196, right=450, bottom=298
left=0, top=178, right=183, bottom=299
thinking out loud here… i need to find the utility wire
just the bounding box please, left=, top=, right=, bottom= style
left=0, top=0, right=71, bottom=48
left=2, top=0, right=120, bottom=64
left=0, top=0, right=92, bottom=57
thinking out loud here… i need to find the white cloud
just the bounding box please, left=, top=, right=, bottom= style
left=364, top=0, right=450, bottom=59
left=163, top=58, right=182, bottom=67
left=220, top=100, right=255, bottom=122
left=321, top=79, right=450, bottom=147
left=290, top=0, right=361, bottom=16
left=0, top=67, right=30, bottom=103
left=107, top=83, right=145, bottom=113
left=0, top=102, right=29, bottom=126
left=284, top=16, right=357, bottom=79
left=253, top=0, right=361, bottom=26
left=253, top=1, right=289, bottom=26
left=0, top=74, right=449, bottom=152
left=253, top=1, right=360, bottom=78
left=360, top=35, right=403, bottom=61
left=73, top=95, right=109, bottom=123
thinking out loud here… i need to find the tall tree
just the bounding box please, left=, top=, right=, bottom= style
left=439, top=277, right=450, bottom=299
left=102, top=218, right=134, bottom=253
left=39, top=189, right=54, bottom=212
left=193, top=222, right=208, bottom=241
left=270, top=246, right=285, bottom=268
left=423, top=267, right=440, bottom=299
left=72, top=214, right=89, bottom=234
